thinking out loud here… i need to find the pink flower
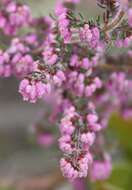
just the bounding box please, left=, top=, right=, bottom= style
left=114, top=39, right=122, bottom=48
left=55, top=1, right=67, bottom=16
left=19, top=79, right=51, bottom=103
left=87, top=114, right=98, bottom=124
left=70, top=54, right=79, bottom=67
left=55, top=1, right=72, bottom=43
left=53, top=70, right=66, bottom=86
left=0, top=1, right=31, bottom=35
left=128, top=8, right=132, bottom=27
left=11, top=54, right=37, bottom=77
left=59, top=135, right=72, bottom=153
left=123, top=36, right=132, bottom=47
left=90, top=155, right=112, bottom=181
left=60, top=152, right=92, bottom=180
left=43, top=47, right=58, bottom=65
left=82, top=58, right=91, bottom=69
left=85, top=85, right=94, bottom=97
left=89, top=123, right=102, bottom=132
left=0, top=50, right=11, bottom=77
left=80, top=24, right=92, bottom=42
left=37, top=133, right=54, bottom=147
left=0, top=15, right=6, bottom=28
left=6, top=2, right=17, bottom=13
left=94, top=77, right=102, bottom=88
left=92, top=27, right=100, bottom=41
left=60, top=119, right=75, bottom=135
left=81, top=132, right=95, bottom=146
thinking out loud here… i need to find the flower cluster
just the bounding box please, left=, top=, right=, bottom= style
left=0, top=0, right=132, bottom=183
left=59, top=104, right=104, bottom=180
left=80, top=24, right=100, bottom=48
left=19, top=77, right=51, bottom=103
left=42, top=17, right=58, bottom=65
left=0, top=0, right=31, bottom=35
left=0, top=50, right=11, bottom=77
left=90, top=154, right=112, bottom=181
left=93, top=71, right=132, bottom=129
left=0, top=37, right=38, bottom=78
left=115, top=35, right=132, bottom=48
left=55, top=1, right=72, bottom=43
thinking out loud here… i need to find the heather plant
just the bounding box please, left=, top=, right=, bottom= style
left=0, top=0, right=132, bottom=189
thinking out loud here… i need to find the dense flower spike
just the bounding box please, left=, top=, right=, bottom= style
left=0, top=0, right=132, bottom=183
left=59, top=104, right=103, bottom=180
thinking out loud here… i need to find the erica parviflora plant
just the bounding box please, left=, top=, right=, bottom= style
left=0, top=0, right=132, bottom=184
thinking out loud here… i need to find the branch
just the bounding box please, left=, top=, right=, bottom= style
left=97, top=55, right=132, bottom=74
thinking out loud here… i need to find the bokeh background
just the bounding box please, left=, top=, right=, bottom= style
left=0, top=1, right=132, bottom=190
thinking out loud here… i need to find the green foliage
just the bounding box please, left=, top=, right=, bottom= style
left=109, top=114, right=132, bottom=158
left=92, top=114, right=132, bottom=190
left=108, top=162, right=132, bottom=190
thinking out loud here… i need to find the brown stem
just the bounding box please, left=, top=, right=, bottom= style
left=93, top=55, right=132, bottom=75
left=97, top=62, right=132, bottom=73
left=101, top=10, right=125, bottom=32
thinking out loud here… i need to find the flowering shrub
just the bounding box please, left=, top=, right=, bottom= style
left=0, top=0, right=132, bottom=185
